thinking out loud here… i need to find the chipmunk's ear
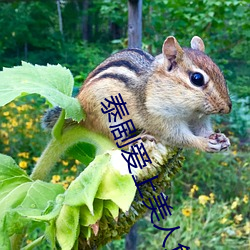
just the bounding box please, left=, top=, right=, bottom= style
left=162, top=36, right=184, bottom=63
left=191, top=36, right=205, bottom=52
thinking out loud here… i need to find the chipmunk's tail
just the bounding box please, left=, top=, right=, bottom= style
left=41, top=106, right=62, bottom=130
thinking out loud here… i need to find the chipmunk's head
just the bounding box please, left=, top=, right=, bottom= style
left=153, top=36, right=232, bottom=116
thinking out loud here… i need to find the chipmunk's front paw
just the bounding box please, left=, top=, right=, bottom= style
left=207, top=133, right=230, bottom=152
left=141, top=134, right=156, bottom=142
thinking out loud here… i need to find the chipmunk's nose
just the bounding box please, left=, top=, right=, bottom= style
left=219, top=101, right=232, bottom=114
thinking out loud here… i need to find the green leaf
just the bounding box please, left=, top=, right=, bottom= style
left=56, top=205, right=80, bottom=250
left=0, top=231, right=10, bottom=250
left=27, top=197, right=63, bottom=222
left=0, top=62, right=84, bottom=122
left=79, top=199, right=103, bottom=226
left=66, top=142, right=96, bottom=165
left=45, top=220, right=56, bottom=249
left=0, top=182, right=32, bottom=219
left=80, top=226, right=92, bottom=240
left=0, top=154, right=30, bottom=181
left=64, top=151, right=136, bottom=213
left=96, top=163, right=136, bottom=212
left=0, top=176, right=32, bottom=201
left=103, top=200, right=119, bottom=219
left=64, top=153, right=110, bottom=213
left=0, top=181, right=64, bottom=239
left=0, top=154, right=65, bottom=245
left=20, top=181, right=64, bottom=213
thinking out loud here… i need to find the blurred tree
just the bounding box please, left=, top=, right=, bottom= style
left=0, top=0, right=248, bottom=121
left=128, top=0, right=142, bottom=48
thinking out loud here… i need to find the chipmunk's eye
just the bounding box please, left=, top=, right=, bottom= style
left=190, top=72, right=204, bottom=87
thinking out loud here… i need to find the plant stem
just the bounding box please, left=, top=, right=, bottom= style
left=30, top=126, right=115, bottom=181
left=10, top=232, right=25, bottom=250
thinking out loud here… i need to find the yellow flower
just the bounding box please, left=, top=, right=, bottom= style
left=26, top=239, right=32, bottom=244
left=63, top=182, right=69, bottom=189
left=19, top=161, right=28, bottom=169
left=209, top=193, right=215, bottom=204
left=0, top=130, right=8, bottom=138
left=244, top=221, right=250, bottom=234
left=194, top=238, right=201, bottom=247
left=182, top=207, right=192, bottom=217
left=243, top=195, right=248, bottom=204
left=75, top=159, right=81, bottom=165
left=236, top=229, right=242, bottom=237
left=70, top=165, right=77, bottom=172
left=220, top=217, right=228, bottom=224
left=221, top=162, right=228, bottom=167
left=231, top=198, right=240, bottom=209
left=189, top=184, right=199, bottom=198
left=232, top=150, right=237, bottom=156
left=3, top=111, right=9, bottom=116
left=62, top=160, right=69, bottom=166
left=4, top=147, right=10, bottom=152
left=3, top=138, right=9, bottom=145
left=26, top=121, right=33, bottom=129
left=9, top=102, right=16, bottom=108
left=198, top=195, right=210, bottom=206
left=17, top=105, right=30, bottom=112
left=18, top=152, right=29, bottom=159
left=32, top=157, right=39, bottom=162
left=51, top=175, right=61, bottom=183
left=66, top=176, right=75, bottom=182
left=234, top=214, right=243, bottom=224
left=11, top=119, right=18, bottom=127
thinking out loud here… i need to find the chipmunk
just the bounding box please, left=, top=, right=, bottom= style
left=44, top=36, right=232, bottom=153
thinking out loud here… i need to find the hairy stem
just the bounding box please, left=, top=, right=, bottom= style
left=30, top=126, right=115, bottom=181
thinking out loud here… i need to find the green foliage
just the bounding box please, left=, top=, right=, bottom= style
left=0, top=0, right=248, bottom=100
left=0, top=1, right=249, bottom=249
left=0, top=62, right=84, bottom=122
left=0, top=62, right=138, bottom=249
left=0, top=154, right=64, bottom=249
left=137, top=196, right=249, bottom=249
left=0, top=137, right=138, bottom=249
left=142, top=0, right=250, bottom=99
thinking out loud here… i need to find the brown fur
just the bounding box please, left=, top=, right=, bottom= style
left=77, top=36, right=231, bottom=152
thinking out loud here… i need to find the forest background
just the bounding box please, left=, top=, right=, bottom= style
left=0, top=0, right=249, bottom=249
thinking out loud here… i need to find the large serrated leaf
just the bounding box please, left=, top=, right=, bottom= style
left=0, top=62, right=84, bottom=121
left=56, top=205, right=80, bottom=250
left=64, top=153, right=110, bottom=213
left=0, top=154, right=65, bottom=247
